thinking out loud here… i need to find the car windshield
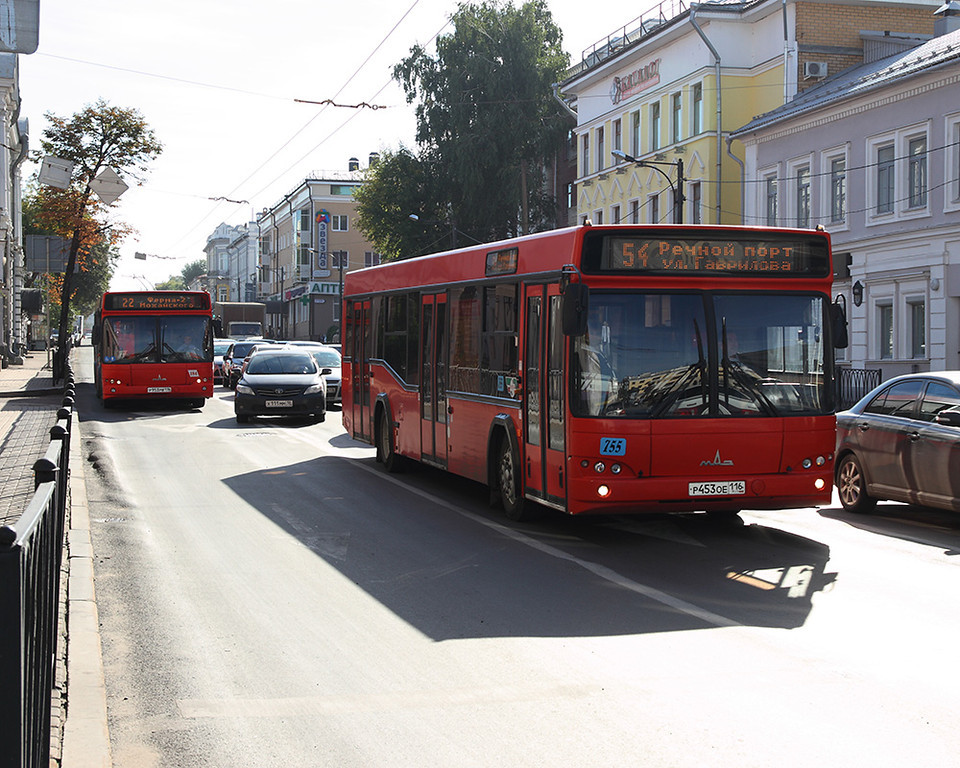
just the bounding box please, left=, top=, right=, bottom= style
left=572, top=291, right=831, bottom=418
left=214, top=340, right=232, bottom=355
left=310, top=349, right=341, bottom=368
left=246, top=353, right=317, bottom=375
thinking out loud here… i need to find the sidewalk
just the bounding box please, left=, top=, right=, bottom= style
left=0, top=347, right=111, bottom=767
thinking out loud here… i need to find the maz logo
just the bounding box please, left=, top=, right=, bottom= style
left=700, top=450, right=734, bottom=467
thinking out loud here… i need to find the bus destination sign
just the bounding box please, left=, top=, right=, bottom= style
left=103, top=292, right=211, bottom=311
left=600, top=235, right=829, bottom=276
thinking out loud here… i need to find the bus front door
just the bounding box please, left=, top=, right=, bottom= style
left=350, top=299, right=372, bottom=442
left=523, top=285, right=566, bottom=508
left=420, top=293, right=448, bottom=468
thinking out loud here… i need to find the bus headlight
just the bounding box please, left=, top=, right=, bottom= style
left=597, top=484, right=611, bottom=498
left=814, top=478, right=826, bottom=490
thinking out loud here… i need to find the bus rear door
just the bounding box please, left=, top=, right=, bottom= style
left=350, top=299, right=372, bottom=442
left=419, top=293, right=448, bottom=467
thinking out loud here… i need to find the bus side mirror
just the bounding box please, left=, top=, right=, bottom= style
left=831, top=295, right=848, bottom=349
left=561, top=282, right=589, bottom=336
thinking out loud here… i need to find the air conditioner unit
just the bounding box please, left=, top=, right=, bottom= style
left=804, top=61, right=828, bottom=79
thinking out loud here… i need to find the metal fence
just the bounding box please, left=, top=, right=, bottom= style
left=837, top=367, right=882, bottom=410
left=0, top=370, right=74, bottom=768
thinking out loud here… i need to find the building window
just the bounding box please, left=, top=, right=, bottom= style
left=613, top=118, right=622, bottom=157
left=649, top=193, right=660, bottom=224
left=331, top=214, right=348, bottom=232
left=765, top=176, right=778, bottom=226
left=565, top=182, right=574, bottom=210
left=650, top=102, right=660, bottom=151
left=671, top=92, right=682, bottom=144
left=581, top=133, right=590, bottom=176
left=630, top=110, right=641, bottom=157
left=692, top=83, right=703, bottom=135
left=691, top=182, right=702, bottom=224
left=830, top=157, right=846, bottom=223
left=364, top=251, right=381, bottom=268
left=259, top=233, right=272, bottom=256
left=629, top=199, right=640, bottom=224
left=611, top=205, right=621, bottom=224
left=878, top=304, right=894, bottom=359
left=331, top=251, right=348, bottom=269
left=908, top=136, right=927, bottom=209
left=218, top=287, right=229, bottom=302
left=330, top=185, right=355, bottom=196
left=877, top=145, right=895, bottom=215
left=909, top=300, right=926, bottom=358
left=594, top=209, right=603, bottom=225
left=795, top=166, right=811, bottom=228
left=597, top=126, right=605, bottom=171
left=299, top=208, right=311, bottom=234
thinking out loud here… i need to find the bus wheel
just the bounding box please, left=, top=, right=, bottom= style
left=497, top=441, right=528, bottom=521
left=836, top=453, right=876, bottom=514
left=377, top=409, right=405, bottom=473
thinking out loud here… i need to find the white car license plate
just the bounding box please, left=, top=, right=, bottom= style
left=265, top=399, right=293, bottom=408
left=688, top=480, right=746, bottom=497
left=147, top=387, right=172, bottom=393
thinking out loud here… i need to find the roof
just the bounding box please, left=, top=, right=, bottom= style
left=734, top=28, right=960, bottom=135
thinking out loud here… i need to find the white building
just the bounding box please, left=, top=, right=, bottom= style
left=732, top=7, right=960, bottom=386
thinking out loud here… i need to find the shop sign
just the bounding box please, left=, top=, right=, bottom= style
left=610, top=58, right=661, bottom=104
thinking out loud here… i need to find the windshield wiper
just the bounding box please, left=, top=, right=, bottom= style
left=721, top=318, right=778, bottom=416
left=651, top=319, right=707, bottom=417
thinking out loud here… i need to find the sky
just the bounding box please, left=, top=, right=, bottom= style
left=18, top=0, right=653, bottom=292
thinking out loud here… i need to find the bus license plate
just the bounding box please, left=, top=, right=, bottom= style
left=265, top=399, right=293, bottom=408
left=147, top=387, right=172, bottom=393
left=688, top=480, right=745, bottom=497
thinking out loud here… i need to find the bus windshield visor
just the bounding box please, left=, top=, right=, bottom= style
left=572, top=292, right=830, bottom=418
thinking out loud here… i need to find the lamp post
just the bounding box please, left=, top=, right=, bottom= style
left=611, top=149, right=686, bottom=224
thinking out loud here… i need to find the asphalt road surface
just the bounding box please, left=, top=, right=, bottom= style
left=73, top=348, right=960, bottom=767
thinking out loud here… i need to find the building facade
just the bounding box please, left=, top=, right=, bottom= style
left=202, top=221, right=258, bottom=305
left=734, top=10, right=960, bottom=380
left=256, top=160, right=381, bottom=342
left=558, top=0, right=940, bottom=228
left=0, top=53, right=27, bottom=364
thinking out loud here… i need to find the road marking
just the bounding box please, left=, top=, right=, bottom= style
left=352, top=461, right=741, bottom=629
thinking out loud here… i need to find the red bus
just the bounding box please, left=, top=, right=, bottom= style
left=342, top=224, right=843, bottom=521
left=93, top=290, right=215, bottom=407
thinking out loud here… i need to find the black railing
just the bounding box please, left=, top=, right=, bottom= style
left=837, top=367, right=882, bottom=410
left=0, top=370, right=74, bottom=768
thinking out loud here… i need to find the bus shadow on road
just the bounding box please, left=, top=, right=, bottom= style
left=223, top=455, right=837, bottom=640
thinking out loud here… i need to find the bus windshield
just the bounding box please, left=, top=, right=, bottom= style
left=572, top=291, right=829, bottom=418
left=102, top=315, right=213, bottom=364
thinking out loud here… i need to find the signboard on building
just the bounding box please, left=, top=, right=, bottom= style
left=314, top=209, right=331, bottom=277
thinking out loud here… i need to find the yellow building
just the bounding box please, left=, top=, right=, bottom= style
left=558, top=0, right=939, bottom=226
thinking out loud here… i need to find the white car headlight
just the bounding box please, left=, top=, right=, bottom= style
left=304, top=383, right=324, bottom=395
left=236, top=383, right=255, bottom=395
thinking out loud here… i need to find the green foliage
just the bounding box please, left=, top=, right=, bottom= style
left=180, top=259, right=206, bottom=286
left=155, top=275, right=186, bottom=291
left=358, top=0, right=570, bottom=258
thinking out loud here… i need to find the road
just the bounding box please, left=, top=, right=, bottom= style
left=72, top=347, right=960, bottom=767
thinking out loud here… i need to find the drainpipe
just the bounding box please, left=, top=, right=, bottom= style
left=725, top=136, right=745, bottom=224
left=690, top=3, right=723, bottom=222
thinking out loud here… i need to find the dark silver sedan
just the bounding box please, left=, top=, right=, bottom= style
left=835, top=371, right=960, bottom=513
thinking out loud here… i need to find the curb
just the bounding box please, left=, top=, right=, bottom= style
left=62, top=417, right=113, bottom=767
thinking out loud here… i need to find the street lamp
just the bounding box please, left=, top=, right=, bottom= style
left=611, top=149, right=686, bottom=224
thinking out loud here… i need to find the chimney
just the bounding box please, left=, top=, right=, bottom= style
left=348, top=157, right=360, bottom=172
left=935, top=1, right=960, bottom=36
left=368, top=152, right=380, bottom=168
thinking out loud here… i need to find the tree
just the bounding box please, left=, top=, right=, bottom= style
left=180, top=259, right=206, bottom=287
left=354, top=147, right=455, bottom=260
left=22, top=182, right=124, bottom=328
left=388, top=0, right=570, bottom=250
left=38, top=99, right=162, bottom=379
